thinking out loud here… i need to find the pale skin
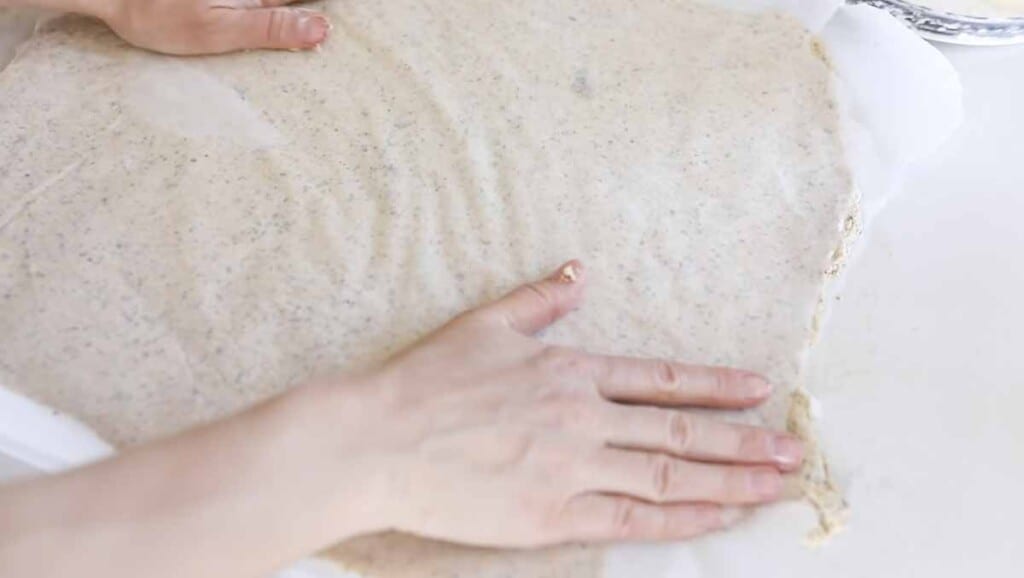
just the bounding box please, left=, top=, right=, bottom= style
left=0, top=261, right=804, bottom=577
left=0, top=7, right=803, bottom=578
left=0, top=0, right=333, bottom=54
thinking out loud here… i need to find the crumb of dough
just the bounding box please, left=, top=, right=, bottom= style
left=788, top=390, right=850, bottom=546
left=792, top=194, right=860, bottom=545
left=810, top=38, right=831, bottom=69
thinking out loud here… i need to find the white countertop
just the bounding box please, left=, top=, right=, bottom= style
left=802, top=42, right=1024, bottom=576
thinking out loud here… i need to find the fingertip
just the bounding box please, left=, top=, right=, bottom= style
left=713, top=371, right=773, bottom=408
left=698, top=370, right=773, bottom=409
left=741, top=372, right=773, bottom=399
left=221, top=8, right=332, bottom=53
left=687, top=503, right=727, bottom=529
left=296, top=12, right=331, bottom=49
left=550, top=259, right=585, bottom=285
left=550, top=260, right=586, bottom=312
left=664, top=504, right=745, bottom=540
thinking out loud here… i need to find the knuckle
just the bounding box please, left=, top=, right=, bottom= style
left=667, top=412, right=694, bottom=454
left=610, top=498, right=638, bottom=537
left=524, top=281, right=555, bottom=306
left=535, top=387, right=598, bottom=430
left=564, top=399, right=599, bottom=429
left=266, top=10, right=285, bottom=42
left=522, top=282, right=568, bottom=326
left=648, top=454, right=675, bottom=499
left=528, top=282, right=561, bottom=323
left=655, top=360, right=681, bottom=392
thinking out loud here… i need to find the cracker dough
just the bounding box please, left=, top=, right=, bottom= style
left=0, top=0, right=852, bottom=575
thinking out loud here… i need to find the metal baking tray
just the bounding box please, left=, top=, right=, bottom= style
left=855, top=0, right=1024, bottom=45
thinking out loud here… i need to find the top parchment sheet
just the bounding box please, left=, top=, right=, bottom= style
left=0, top=1, right=854, bottom=576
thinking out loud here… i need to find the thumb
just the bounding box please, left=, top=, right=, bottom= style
left=215, top=8, right=331, bottom=52
left=478, top=260, right=586, bottom=335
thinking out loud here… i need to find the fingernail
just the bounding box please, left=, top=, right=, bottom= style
left=299, top=14, right=331, bottom=46
left=751, top=470, right=782, bottom=498
left=554, top=261, right=582, bottom=284
left=743, top=374, right=772, bottom=398
left=771, top=435, right=804, bottom=467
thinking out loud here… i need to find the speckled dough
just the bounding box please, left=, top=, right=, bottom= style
left=0, top=0, right=851, bottom=575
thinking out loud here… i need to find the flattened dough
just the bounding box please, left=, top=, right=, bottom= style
left=0, top=0, right=851, bottom=575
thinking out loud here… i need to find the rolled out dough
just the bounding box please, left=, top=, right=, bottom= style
left=0, top=0, right=852, bottom=575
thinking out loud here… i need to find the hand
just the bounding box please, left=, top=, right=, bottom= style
left=317, top=260, right=804, bottom=547
left=91, top=0, right=331, bottom=55
left=0, top=261, right=805, bottom=578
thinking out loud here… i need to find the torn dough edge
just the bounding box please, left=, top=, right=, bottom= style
left=787, top=157, right=862, bottom=546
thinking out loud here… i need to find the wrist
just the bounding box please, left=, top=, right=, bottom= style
left=272, top=377, right=399, bottom=542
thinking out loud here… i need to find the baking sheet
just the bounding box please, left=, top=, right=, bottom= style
left=911, top=0, right=1024, bottom=18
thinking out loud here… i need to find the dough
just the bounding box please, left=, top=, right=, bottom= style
left=0, top=0, right=851, bottom=575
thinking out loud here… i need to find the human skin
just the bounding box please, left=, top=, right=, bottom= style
left=0, top=0, right=332, bottom=54
left=0, top=261, right=803, bottom=578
